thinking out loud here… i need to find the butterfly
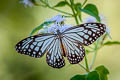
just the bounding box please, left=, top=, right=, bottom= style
left=15, top=23, right=106, bottom=68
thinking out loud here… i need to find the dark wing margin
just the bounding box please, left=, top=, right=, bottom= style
left=46, top=38, right=65, bottom=68
left=15, top=34, right=55, bottom=58
left=63, top=23, right=106, bottom=46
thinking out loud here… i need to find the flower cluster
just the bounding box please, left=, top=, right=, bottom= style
left=47, top=14, right=66, bottom=23
left=38, top=15, right=72, bottom=34
left=20, top=0, right=34, bottom=7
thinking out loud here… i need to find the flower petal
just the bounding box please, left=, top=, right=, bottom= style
left=47, top=14, right=65, bottom=23
left=20, top=0, right=34, bottom=7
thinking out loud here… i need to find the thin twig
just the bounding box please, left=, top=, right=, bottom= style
left=39, top=0, right=73, bottom=16
left=47, top=5, right=73, bottom=16
left=69, top=0, right=79, bottom=24
left=89, top=39, right=100, bottom=69
left=84, top=55, right=90, bottom=72
left=78, top=64, right=88, bottom=71
left=81, top=0, right=87, bottom=8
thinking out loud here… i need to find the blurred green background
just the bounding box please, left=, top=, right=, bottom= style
left=0, top=0, right=120, bottom=80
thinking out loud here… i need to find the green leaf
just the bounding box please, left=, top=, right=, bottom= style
left=54, top=1, right=68, bottom=7
left=95, top=65, right=109, bottom=80
left=71, top=67, right=109, bottom=80
left=75, top=3, right=82, bottom=12
left=87, top=71, right=100, bottom=80
left=104, top=41, right=120, bottom=45
left=71, top=71, right=100, bottom=80
left=80, top=4, right=100, bottom=22
left=71, top=75, right=86, bottom=80
left=29, top=21, right=53, bottom=36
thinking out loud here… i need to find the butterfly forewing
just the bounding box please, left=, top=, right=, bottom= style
left=15, top=34, right=55, bottom=58
left=63, top=23, right=106, bottom=46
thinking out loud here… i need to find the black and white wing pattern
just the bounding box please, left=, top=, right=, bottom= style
left=15, top=34, right=65, bottom=68
left=46, top=37, right=65, bottom=68
left=63, top=23, right=106, bottom=46
left=15, top=34, right=55, bottom=58
left=62, top=36, right=85, bottom=64
left=15, top=22, right=106, bottom=69
left=60, top=23, right=106, bottom=64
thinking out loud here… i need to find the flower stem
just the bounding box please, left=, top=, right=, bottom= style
left=78, top=12, right=82, bottom=22
left=84, top=55, right=90, bottom=72
left=39, top=0, right=73, bottom=16
left=47, top=6, right=73, bottom=16
left=90, top=50, right=97, bottom=70
left=89, top=39, right=99, bottom=69
left=78, top=63, right=88, bottom=72
left=69, top=0, right=79, bottom=24
left=82, top=0, right=87, bottom=7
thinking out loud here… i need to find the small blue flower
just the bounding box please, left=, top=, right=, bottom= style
left=38, top=14, right=72, bottom=34
left=20, top=0, right=34, bottom=7
left=83, top=16, right=96, bottom=23
left=47, top=14, right=65, bottom=23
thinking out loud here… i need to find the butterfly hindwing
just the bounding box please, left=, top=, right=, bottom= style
left=63, top=23, right=106, bottom=46
left=62, top=36, right=85, bottom=64
left=46, top=37, right=65, bottom=68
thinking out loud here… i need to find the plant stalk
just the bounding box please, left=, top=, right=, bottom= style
left=69, top=0, right=79, bottom=24
left=85, top=55, right=90, bottom=72
left=89, top=39, right=99, bottom=70
left=82, top=0, right=87, bottom=7
left=78, top=63, right=87, bottom=71
left=47, top=6, right=73, bottom=16
left=40, top=0, right=73, bottom=16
